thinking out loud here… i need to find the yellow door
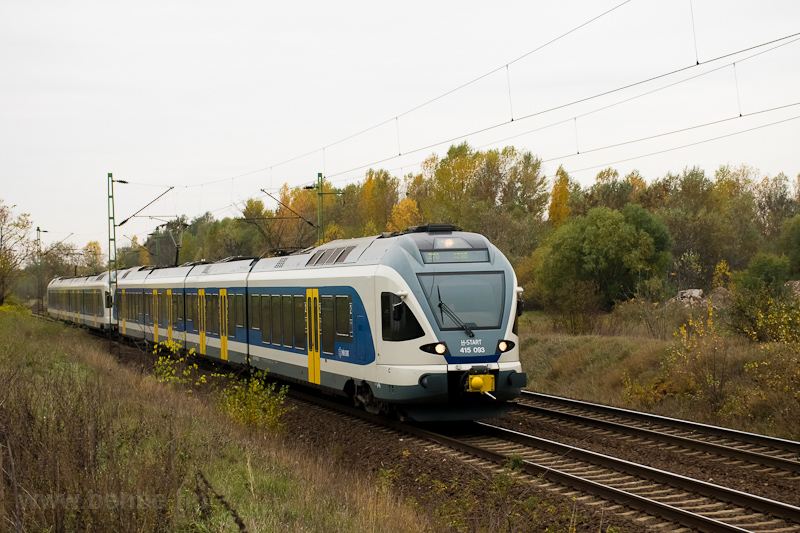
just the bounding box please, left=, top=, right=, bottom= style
left=199, top=289, right=206, bottom=355
left=220, top=289, right=228, bottom=361
left=305, top=289, right=321, bottom=384
left=167, top=289, right=173, bottom=343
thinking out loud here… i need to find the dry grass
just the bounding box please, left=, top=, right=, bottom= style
left=518, top=303, right=800, bottom=440
left=0, top=308, right=428, bottom=532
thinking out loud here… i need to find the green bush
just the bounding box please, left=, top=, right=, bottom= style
left=732, top=252, right=790, bottom=292
left=219, top=371, right=290, bottom=432
left=548, top=280, right=603, bottom=335
left=537, top=204, right=672, bottom=307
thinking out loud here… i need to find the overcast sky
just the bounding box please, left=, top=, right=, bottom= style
left=2, top=0, right=799, bottom=254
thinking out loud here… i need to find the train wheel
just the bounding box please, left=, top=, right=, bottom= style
left=354, top=382, right=383, bottom=415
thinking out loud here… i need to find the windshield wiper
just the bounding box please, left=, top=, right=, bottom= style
left=437, top=287, right=474, bottom=337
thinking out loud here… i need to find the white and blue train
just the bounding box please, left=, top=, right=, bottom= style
left=47, top=224, right=527, bottom=421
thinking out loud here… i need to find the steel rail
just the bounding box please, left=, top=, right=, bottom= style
left=514, top=401, right=800, bottom=473
left=477, top=422, right=800, bottom=526
left=287, top=389, right=799, bottom=532
left=521, top=391, right=800, bottom=455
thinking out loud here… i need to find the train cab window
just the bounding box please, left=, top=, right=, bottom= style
left=271, top=295, right=281, bottom=345
left=320, top=296, right=334, bottom=355
left=250, top=295, right=260, bottom=330
left=293, top=296, right=305, bottom=350
left=235, top=294, right=245, bottom=329
left=260, top=295, right=271, bottom=343
left=281, top=296, right=293, bottom=348
left=335, top=295, right=352, bottom=342
left=381, top=293, right=424, bottom=341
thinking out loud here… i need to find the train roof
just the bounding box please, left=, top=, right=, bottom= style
left=51, top=225, right=498, bottom=285
left=251, top=224, right=493, bottom=274
left=47, top=271, right=116, bottom=288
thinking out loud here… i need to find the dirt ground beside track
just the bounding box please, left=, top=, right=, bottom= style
left=111, top=336, right=792, bottom=532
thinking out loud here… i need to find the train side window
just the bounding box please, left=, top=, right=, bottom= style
left=161, top=293, right=168, bottom=328
left=227, top=294, right=236, bottom=338
left=335, top=295, right=352, bottom=343
left=281, top=296, right=293, bottom=348
left=211, top=296, right=220, bottom=335
left=381, top=293, right=424, bottom=341
left=192, top=294, right=199, bottom=332
left=235, top=294, right=245, bottom=329
left=293, top=296, right=305, bottom=350
left=271, top=295, right=281, bottom=345
left=186, top=293, right=200, bottom=333
left=185, top=294, right=192, bottom=330
left=144, top=293, right=151, bottom=325
left=250, top=294, right=260, bottom=330
left=320, top=296, right=334, bottom=355
left=173, top=292, right=181, bottom=327
left=260, top=295, right=271, bottom=343
left=205, top=297, right=212, bottom=335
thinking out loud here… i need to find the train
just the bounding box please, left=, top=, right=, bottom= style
left=47, top=224, right=527, bottom=421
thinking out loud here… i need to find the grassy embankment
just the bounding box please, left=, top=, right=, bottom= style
left=0, top=306, right=427, bottom=532
left=518, top=301, right=800, bottom=440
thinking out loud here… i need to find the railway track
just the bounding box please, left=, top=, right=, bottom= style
left=515, top=392, right=800, bottom=477
left=33, top=314, right=800, bottom=531
left=288, top=389, right=800, bottom=532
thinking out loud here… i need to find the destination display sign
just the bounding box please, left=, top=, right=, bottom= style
left=420, top=250, right=489, bottom=264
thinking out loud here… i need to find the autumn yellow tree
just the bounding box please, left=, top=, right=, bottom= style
left=387, top=198, right=422, bottom=232
left=83, top=240, right=103, bottom=273
left=547, top=166, right=571, bottom=229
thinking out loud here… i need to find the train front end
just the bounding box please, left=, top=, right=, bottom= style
left=370, top=225, right=526, bottom=421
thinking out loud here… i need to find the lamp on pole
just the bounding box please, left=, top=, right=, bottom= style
left=36, top=226, right=48, bottom=313
left=303, top=173, right=343, bottom=245
left=108, top=173, right=129, bottom=324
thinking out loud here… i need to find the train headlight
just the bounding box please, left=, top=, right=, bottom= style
left=420, top=342, right=450, bottom=356
left=496, top=340, right=515, bottom=353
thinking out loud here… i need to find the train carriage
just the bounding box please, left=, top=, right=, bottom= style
left=247, top=237, right=378, bottom=389
left=116, top=266, right=153, bottom=340
left=139, top=265, right=194, bottom=347
left=47, top=273, right=114, bottom=330
left=182, top=258, right=254, bottom=365
left=247, top=225, right=526, bottom=421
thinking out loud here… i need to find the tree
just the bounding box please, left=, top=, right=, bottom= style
left=547, top=166, right=571, bottom=229
left=83, top=240, right=103, bottom=273
left=0, top=200, right=33, bottom=305
left=755, top=172, right=797, bottom=242
left=538, top=204, right=672, bottom=306
left=387, top=198, right=422, bottom=232
left=499, top=148, right=548, bottom=217
left=360, top=169, right=399, bottom=231
left=779, top=214, right=800, bottom=275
